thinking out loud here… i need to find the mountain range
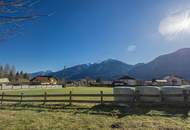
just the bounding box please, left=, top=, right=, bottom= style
left=31, top=48, right=190, bottom=80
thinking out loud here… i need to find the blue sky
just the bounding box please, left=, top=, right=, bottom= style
left=1, top=0, right=190, bottom=72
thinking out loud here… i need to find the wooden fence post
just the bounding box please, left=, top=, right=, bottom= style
left=69, top=91, right=72, bottom=105
left=43, top=92, right=47, bottom=105
left=160, top=90, right=164, bottom=103
left=1, top=92, right=4, bottom=105
left=183, top=90, right=188, bottom=105
left=20, top=92, right=24, bottom=104
left=100, top=91, right=103, bottom=105
left=135, top=90, right=140, bottom=103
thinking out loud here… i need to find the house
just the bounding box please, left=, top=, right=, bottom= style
left=75, top=79, right=97, bottom=86
left=90, top=80, right=113, bottom=87
left=30, top=76, right=58, bottom=85
left=15, top=78, right=30, bottom=85
left=150, top=79, right=168, bottom=86
left=144, top=80, right=153, bottom=86
left=0, top=78, right=9, bottom=84
left=163, top=75, right=189, bottom=86
left=100, top=80, right=113, bottom=86
left=118, top=75, right=137, bottom=86
left=112, top=80, right=126, bottom=86
left=66, top=80, right=75, bottom=86
left=155, top=80, right=168, bottom=86
left=113, top=75, right=137, bottom=86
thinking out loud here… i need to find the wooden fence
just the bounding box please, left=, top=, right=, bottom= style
left=1, top=90, right=190, bottom=106
left=0, top=85, right=63, bottom=90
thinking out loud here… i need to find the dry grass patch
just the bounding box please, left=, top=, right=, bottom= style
left=0, top=104, right=190, bottom=130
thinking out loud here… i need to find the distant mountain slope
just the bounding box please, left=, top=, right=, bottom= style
left=31, top=48, right=190, bottom=80
left=31, top=70, right=53, bottom=78
left=128, top=48, right=190, bottom=80
left=52, top=59, right=133, bottom=80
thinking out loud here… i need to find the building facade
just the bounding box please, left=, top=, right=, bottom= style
left=30, top=76, right=58, bottom=85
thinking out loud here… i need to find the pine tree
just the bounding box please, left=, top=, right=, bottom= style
left=15, top=72, right=20, bottom=81
left=23, top=73, right=29, bottom=80
left=19, top=71, right=24, bottom=78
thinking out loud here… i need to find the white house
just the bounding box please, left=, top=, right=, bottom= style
left=155, top=80, right=168, bottom=86
left=144, top=80, right=153, bottom=86
left=163, top=75, right=186, bottom=86
left=114, top=75, right=137, bottom=86
left=0, top=78, right=9, bottom=84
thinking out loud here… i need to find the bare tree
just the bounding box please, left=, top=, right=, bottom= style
left=0, top=0, right=44, bottom=40
left=4, top=64, right=10, bottom=75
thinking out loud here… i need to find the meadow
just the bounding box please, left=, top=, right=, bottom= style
left=0, top=86, right=113, bottom=95
left=0, top=87, right=190, bottom=130
left=0, top=87, right=114, bottom=102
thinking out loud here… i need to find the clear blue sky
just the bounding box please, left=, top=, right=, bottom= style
left=1, top=0, right=190, bottom=72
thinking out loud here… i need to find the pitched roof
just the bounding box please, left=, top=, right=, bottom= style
left=31, top=76, right=57, bottom=82
left=119, top=75, right=135, bottom=80
left=163, top=75, right=184, bottom=80
left=155, top=80, right=167, bottom=83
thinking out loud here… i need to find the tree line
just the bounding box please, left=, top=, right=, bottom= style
left=0, top=64, right=30, bottom=83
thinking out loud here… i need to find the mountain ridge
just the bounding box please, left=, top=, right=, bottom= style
left=128, top=48, right=190, bottom=80
left=31, top=48, right=190, bottom=80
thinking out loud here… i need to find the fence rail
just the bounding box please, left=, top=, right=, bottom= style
left=0, top=85, right=63, bottom=90
left=1, top=90, right=190, bottom=106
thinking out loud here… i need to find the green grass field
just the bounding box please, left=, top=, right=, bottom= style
left=0, top=86, right=113, bottom=95
left=0, top=104, right=190, bottom=130
left=0, top=87, right=190, bottom=130
left=0, top=87, right=114, bottom=102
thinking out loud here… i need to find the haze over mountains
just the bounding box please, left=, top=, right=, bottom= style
left=31, top=48, right=190, bottom=80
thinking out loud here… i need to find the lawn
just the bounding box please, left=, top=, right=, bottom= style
left=0, top=104, right=190, bottom=130
left=0, top=86, right=113, bottom=95
left=0, top=87, right=114, bottom=104
left=0, top=87, right=190, bottom=130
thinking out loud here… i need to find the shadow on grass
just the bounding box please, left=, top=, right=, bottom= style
left=87, top=104, right=190, bottom=119
left=0, top=103, right=189, bottom=119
